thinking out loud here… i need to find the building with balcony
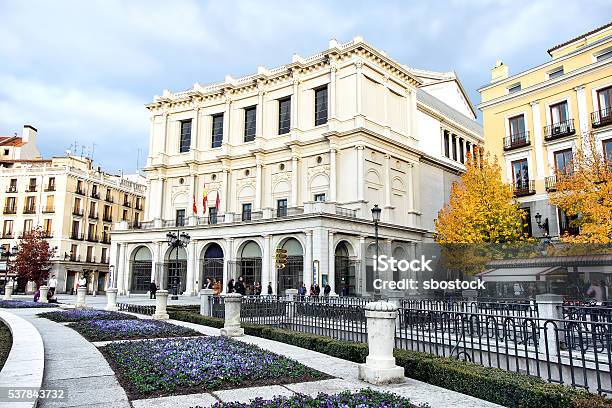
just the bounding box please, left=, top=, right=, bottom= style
left=0, top=128, right=146, bottom=293
left=478, top=22, right=612, bottom=240
left=110, top=37, right=482, bottom=297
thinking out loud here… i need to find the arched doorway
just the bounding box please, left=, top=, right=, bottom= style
left=164, top=247, right=187, bottom=293
left=130, top=246, right=152, bottom=293
left=277, top=238, right=303, bottom=294
left=335, top=241, right=356, bottom=296
left=201, top=243, right=224, bottom=287
left=237, top=241, right=262, bottom=291
left=392, top=246, right=407, bottom=282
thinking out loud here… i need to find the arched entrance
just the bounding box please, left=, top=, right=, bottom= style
left=201, top=243, right=224, bottom=286
left=335, top=241, right=356, bottom=296
left=392, top=246, right=407, bottom=282
left=237, top=241, right=262, bottom=291
left=164, top=247, right=187, bottom=293
left=277, top=238, right=304, bottom=294
left=130, top=246, right=152, bottom=293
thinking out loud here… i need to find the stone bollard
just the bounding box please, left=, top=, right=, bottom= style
left=152, top=290, right=169, bottom=320
left=220, top=293, right=244, bottom=337
left=358, top=300, right=404, bottom=385
left=535, top=294, right=564, bottom=357
left=75, top=287, right=87, bottom=308
left=3, top=281, right=13, bottom=300
left=105, top=288, right=118, bottom=311
left=199, top=289, right=214, bottom=316
left=39, top=286, right=49, bottom=303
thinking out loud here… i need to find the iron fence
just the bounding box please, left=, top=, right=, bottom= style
left=117, top=302, right=155, bottom=315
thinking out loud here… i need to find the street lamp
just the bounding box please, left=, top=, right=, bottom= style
left=166, top=230, right=190, bottom=300
left=534, top=212, right=550, bottom=237
left=371, top=205, right=381, bottom=297
left=2, top=245, right=18, bottom=294
left=108, top=265, right=115, bottom=290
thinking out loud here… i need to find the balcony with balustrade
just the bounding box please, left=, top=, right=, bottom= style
left=591, top=107, right=612, bottom=128
left=503, top=132, right=530, bottom=151
left=513, top=180, right=536, bottom=197
left=544, top=119, right=575, bottom=141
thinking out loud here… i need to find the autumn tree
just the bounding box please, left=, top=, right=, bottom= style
left=549, top=131, right=612, bottom=244
left=435, top=151, right=529, bottom=244
left=12, top=227, right=54, bottom=288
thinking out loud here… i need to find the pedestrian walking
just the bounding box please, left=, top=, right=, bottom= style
left=149, top=281, right=158, bottom=299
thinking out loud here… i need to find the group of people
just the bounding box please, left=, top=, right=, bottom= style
left=298, top=283, right=332, bottom=297
left=226, top=276, right=270, bottom=296
left=32, top=275, right=58, bottom=302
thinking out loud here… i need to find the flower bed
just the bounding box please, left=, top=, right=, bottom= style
left=69, top=319, right=201, bottom=341
left=0, top=300, right=58, bottom=309
left=0, top=321, right=11, bottom=371
left=101, top=336, right=329, bottom=399
left=38, top=309, right=136, bottom=322
left=208, top=390, right=427, bottom=408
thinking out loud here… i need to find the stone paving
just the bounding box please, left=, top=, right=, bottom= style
left=4, top=295, right=502, bottom=408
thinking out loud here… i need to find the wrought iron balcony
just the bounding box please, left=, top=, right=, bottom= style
left=544, top=119, right=575, bottom=141
left=42, top=206, right=55, bottom=213
left=591, top=108, right=612, bottom=128
left=3, top=207, right=16, bottom=214
left=73, top=208, right=84, bottom=216
left=70, top=232, right=84, bottom=241
left=91, top=191, right=100, bottom=199
left=513, top=179, right=536, bottom=197
left=101, top=234, right=111, bottom=244
left=88, top=211, right=99, bottom=220
left=26, top=185, right=37, bottom=192
left=503, top=132, right=530, bottom=151
left=5, top=186, right=17, bottom=193
left=105, top=195, right=114, bottom=203
left=86, top=234, right=99, bottom=242
left=123, top=200, right=131, bottom=207
left=103, top=214, right=113, bottom=223
left=23, top=207, right=36, bottom=214
left=41, top=231, right=53, bottom=238
left=545, top=176, right=557, bottom=191
left=1, top=232, right=13, bottom=238
left=44, top=185, right=56, bottom=192
left=75, top=187, right=85, bottom=195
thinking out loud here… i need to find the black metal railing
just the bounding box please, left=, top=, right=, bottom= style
left=86, top=234, right=99, bottom=242
left=544, top=119, right=575, bottom=140
left=88, top=211, right=98, bottom=219
left=5, top=186, right=17, bottom=193
left=117, top=303, right=155, bottom=315
left=70, top=232, right=84, bottom=240
left=3, top=207, right=16, bottom=214
left=91, top=191, right=100, bottom=199
left=592, top=108, right=612, bottom=128
left=503, top=132, right=530, bottom=150
left=73, top=208, right=84, bottom=216
left=513, top=179, right=535, bottom=197
left=23, top=207, right=36, bottom=214
left=103, top=214, right=113, bottom=222
left=26, top=184, right=37, bottom=192
left=545, top=175, right=557, bottom=191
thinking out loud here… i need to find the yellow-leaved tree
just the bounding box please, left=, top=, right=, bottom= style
left=435, top=150, right=529, bottom=244
left=434, top=150, right=532, bottom=276
left=549, top=131, right=612, bottom=244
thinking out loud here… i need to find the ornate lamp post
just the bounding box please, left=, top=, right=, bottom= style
left=534, top=212, right=550, bottom=237
left=371, top=205, right=381, bottom=297
left=166, top=230, right=190, bottom=300
left=2, top=245, right=18, bottom=294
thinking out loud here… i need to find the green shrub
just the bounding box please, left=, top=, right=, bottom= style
left=170, top=311, right=609, bottom=408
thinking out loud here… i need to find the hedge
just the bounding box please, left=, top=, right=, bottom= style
left=168, top=311, right=610, bottom=408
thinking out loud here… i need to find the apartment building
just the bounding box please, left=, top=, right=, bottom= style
left=0, top=129, right=146, bottom=293
left=110, top=37, right=482, bottom=297
left=478, top=22, right=612, bottom=239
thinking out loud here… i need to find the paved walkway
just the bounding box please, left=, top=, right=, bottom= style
left=5, top=298, right=501, bottom=408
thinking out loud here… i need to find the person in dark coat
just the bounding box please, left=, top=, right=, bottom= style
left=227, top=279, right=235, bottom=293
left=267, top=282, right=273, bottom=295
left=324, top=284, right=331, bottom=296
left=149, top=281, right=158, bottom=299
left=314, top=284, right=321, bottom=296
left=204, top=277, right=213, bottom=290
left=234, top=276, right=246, bottom=295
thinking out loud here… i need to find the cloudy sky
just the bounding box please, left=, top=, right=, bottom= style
left=0, top=0, right=609, bottom=173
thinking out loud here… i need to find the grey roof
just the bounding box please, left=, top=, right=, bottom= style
left=417, top=89, right=483, bottom=137
left=487, top=254, right=612, bottom=268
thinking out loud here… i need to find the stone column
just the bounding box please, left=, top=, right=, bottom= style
left=222, top=167, right=230, bottom=214
left=223, top=98, right=232, bottom=145
left=291, top=154, right=299, bottom=207
left=329, top=65, right=337, bottom=121
left=256, top=90, right=264, bottom=139
left=199, top=288, right=214, bottom=316
left=383, top=154, right=391, bottom=221
left=255, top=159, right=263, bottom=211
left=116, top=243, right=126, bottom=295
left=530, top=101, right=545, bottom=178
left=221, top=293, right=244, bottom=337
left=39, top=286, right=49, bottom=303
left=536, top=294, right=564, bottom=356
left=303, top=230, right=313, bottom=291
left=327, top=230, right=336, bottom=295
left=223, top=238, right=234, bottom=293
left=152, top=290, right=169, bottom=320
left=185, top=241, right=197, bottom=296
left=329, top=147, right=337, bottom=202
left=291, top=78, right=300, bottom=130
left=191, top=107, right=200, bottom=151
left=261, top=235, right=271, bottom=294
left=358, top=301, right=404, bottom=385
left=75, top=287, right=87, bottom=309
left=574, top=85, right=589, bottom=137
left=356, top=145, right=365, bottom=202
left=355, top=61, right=363, bottom=116
left=105, top=288, right=118, bottom=311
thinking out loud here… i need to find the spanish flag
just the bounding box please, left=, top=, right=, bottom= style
left=215, top=191, right=220, bottom=210
left=192, top=194, right=198, bottom=215
left=202, top=185, right=209, bottom=214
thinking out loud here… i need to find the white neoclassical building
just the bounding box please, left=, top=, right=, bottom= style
left=110, top=37, right=483, bottom=297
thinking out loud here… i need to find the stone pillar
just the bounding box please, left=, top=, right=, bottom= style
left=3, top=280, right=13, bottom=300
left=38, top=286, right=49, bottom=303
left=256, top=90, right=264, bottom=138
left=220, top=293, right=244, bottom=337
left=75, top=287, right=87, bottom=309
left=327, top=230, right=336, bottom=295
left=329, top=147, right=337, bottom=202
left=356, top=145, right=364, bottom=202
left=199, top=288, right=214, bottom=316
left=303, top=230, right=313, bottom=291
left=536, top=294, right=564, bottom=356
left=291, top=154, right=299, bottom=207
left=223, top=238, right=234, bottom=294
left=255, top=160, right=263, bottom=211
left=261, top=235, right=271, bottom=294
left=358, top=301, right=404, bottom=385
left=116, top=243, right=126, bottom=295
left=383, top=154, right=391, bottom=222
left=152, top=290, right=169, bottom=320
left=574, top=85, right=589, bottom=137
left=191, top=107, right=199, bottom=151
left=530, top=101, right=545, bottom=178
left=291, top=78, right=300, bottom=130
left=105, top=288, right=118, bottom=311
left=329, top=65, right=337, bottom=122
left=185, top=241, right=196, bottom=296
left=222, top=168, right=230, bottom=214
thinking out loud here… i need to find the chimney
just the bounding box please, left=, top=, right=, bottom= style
left=491, top=60, right=509, bottom=83
left=22, top=124, right=37, bottom=143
